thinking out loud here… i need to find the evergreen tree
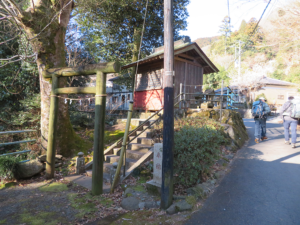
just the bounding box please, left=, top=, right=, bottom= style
left=75, top=0, right=189, bottom=89
left=219, top=16, right=232, bottom=38
left=239, top=20, right=247, bottom=33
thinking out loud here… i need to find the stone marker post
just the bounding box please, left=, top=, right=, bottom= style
left=153, top=143, right=163, bottom=185
left=146, top=143, right=163, bottom=188
left=76, top=152, right=85, bottom=174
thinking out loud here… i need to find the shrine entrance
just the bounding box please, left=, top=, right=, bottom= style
left=43, top=62, right=120, bottom=195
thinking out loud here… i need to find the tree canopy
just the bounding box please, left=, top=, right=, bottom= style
left=75, top=0, right=189, bottom=65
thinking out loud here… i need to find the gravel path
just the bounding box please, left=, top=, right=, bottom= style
left=0, top=182, right=80, bottom=224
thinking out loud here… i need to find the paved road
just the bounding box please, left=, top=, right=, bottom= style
left=185, top=119, right=300, bottom=225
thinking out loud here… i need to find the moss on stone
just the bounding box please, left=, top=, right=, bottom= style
left=0, top=182, right=17, bottom=190
left=133, top=185, right=145, bottom=192
left=0, top=219, right=6, bottom=224
left=19, top=211, right=65, bottom=225
left=185, top=195, right=197, bottom=206
left=186, top=109, right=248, bottom=148
left=39, top=182, right=68, bottom=192
left=109, top=210, right=172, bottom=225
left=68, top=192, right=113, bottom=218
left=137, top=176, right=148, bottom=184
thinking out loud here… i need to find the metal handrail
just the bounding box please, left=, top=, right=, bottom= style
left=0, top=139, right=36, bottom=147
left=103, top=108, right=163, bottom=155
left=0, top=130, right=36, bottom=163
left=0, top=130, right=36, bottom=135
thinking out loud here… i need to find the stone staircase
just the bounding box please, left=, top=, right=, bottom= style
left=85, top=112, right=162, bottom=183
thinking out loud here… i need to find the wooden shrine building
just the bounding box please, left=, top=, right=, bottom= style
left=121, top=37, right=219, bottom=111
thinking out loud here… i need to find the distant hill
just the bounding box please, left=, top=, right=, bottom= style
left=194, top=36, right=220, bottom=48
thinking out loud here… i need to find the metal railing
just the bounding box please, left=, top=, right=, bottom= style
left=103, top=108, right=163, bottom=156
left=0, top=130, right=36, bottom=163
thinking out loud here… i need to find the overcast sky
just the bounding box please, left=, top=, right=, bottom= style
left=180, top=0, right=287, bottom=40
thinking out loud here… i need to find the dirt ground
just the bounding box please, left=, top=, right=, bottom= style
left=0, top=177, right=195, bottom=225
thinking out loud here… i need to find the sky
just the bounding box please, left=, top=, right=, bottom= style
left=180, top=0, right=287, bottom=40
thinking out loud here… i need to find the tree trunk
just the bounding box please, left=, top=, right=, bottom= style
left=21, top=0, right=91, bottom=157
left=131, top=28, right=141, bottom=91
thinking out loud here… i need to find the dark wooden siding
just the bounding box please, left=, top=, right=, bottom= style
left=135, top=61, right=164, bottom=91
left=174, top=60, right=203, bottom=107
left=134, top=58, right=203, bottom=110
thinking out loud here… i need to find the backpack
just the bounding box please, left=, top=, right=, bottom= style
left=252, top=100, right=270, bottom=118
left=282, top=101, right=293, bottom=116
left=290, top=98, right=300, bottom=118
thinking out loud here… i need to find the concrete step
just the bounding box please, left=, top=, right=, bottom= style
left=138, top=120, right=155, bottom=126
left=126, top=158, right=137, bottom=169
left=139, top=112, right=160, bottom=120
left=113, top=147, right=121, bottom=156
left=116, top=118, right=155, bottom=127
left=86, top=171, right=111, bottom=183
left=136, top=131, right=152, bottom=138
left=129, top=136, right=138, bottom=143
left=105, top=154, right=120, bottom=163
left=143, top=125, right=153, bottom=130
left=129, top=143, right=152, bottom=152
left=137, top=137, right=153, bottom=146
left=126, top=150, right=145, bottom=160
left=103, top=162, right=114, bottom=173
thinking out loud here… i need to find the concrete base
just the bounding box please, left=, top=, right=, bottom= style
left=65, top=175, right=111, bottom=193
left=146, top=180, right=161, bottom=195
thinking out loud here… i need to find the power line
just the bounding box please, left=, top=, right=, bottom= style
left=249, top=0, right=272, bottom=37
left=226, top=0, right=273, bottom=70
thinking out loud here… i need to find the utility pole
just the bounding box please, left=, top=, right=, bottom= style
left=238, top=40, right=241, bottom=81
left=234, top=45, right=237, bottom=68
left=220, top=80, right=224, bottom=123
left=161, top=0, right=174, bottom=210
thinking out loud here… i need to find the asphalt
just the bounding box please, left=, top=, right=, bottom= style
left=185, top=118, right=300, bottom=225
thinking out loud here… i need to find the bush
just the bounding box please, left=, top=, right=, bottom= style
left=70, top=111, right=94, bottom=128
left=0, top=155, right=21, bottom=180
left=255, top=93, right=267, bottom=102
left=174, top=117, right=229, bottom=187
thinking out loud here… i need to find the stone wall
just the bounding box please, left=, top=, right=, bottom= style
left=186, top=108, right=249, bottom=150
left=233, top=109, right=253, bottom=119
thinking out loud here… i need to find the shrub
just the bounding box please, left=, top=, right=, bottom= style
left=255, top=93, right=267, bottom=102
left=174, top=120, right=229, bottom=187
left=0, top=155, right=21, bottom=180
left=70, top=111, right=94, bottom=128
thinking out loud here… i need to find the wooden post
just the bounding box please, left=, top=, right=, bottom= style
left=92, top=72, right=107, bottom=195
left=46, top=75, right=59, bottom=179
left=161, top=0, right=174, bottom=210
left=111, top=101, right=134, bottom=193
left=220, top=80, right=224, bottom=123
left=179, top=83, right=182, bottom=109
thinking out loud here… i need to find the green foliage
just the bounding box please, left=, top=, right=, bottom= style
left=286, top=65, right=300, bottom=83
left=70, top=111, right=93, bottom=128
left=20, top=211, right=65, bottom=225
left=185, top=195, right=197, bottom=206
left=76, top=0, right=189, bottom=89
left=204, top=65, right=230, bottom=90
left=255, top=93, right=267, bottom=102
left=0, top=155, right=21, bottom=179
left=219, top=16, right=232, bottom=37
left=68, top=192, right=113, bottom=218
left=239, top=20, right=247, bottom=33
left=10, top=94, right=41, bottom=129
left=174, top=117, right=229, bottom=187
left=39, top=182, right=69, bottom=192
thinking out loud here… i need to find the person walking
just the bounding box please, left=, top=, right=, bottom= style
left=280, top=96, right=298, bottom=148
left=252, top=97, right=271, bottom=143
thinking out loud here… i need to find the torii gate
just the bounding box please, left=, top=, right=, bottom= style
left=42, top=62, right=120, bottom=195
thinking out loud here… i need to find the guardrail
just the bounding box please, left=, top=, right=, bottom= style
left=0, top=130, right=36, bottom=163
